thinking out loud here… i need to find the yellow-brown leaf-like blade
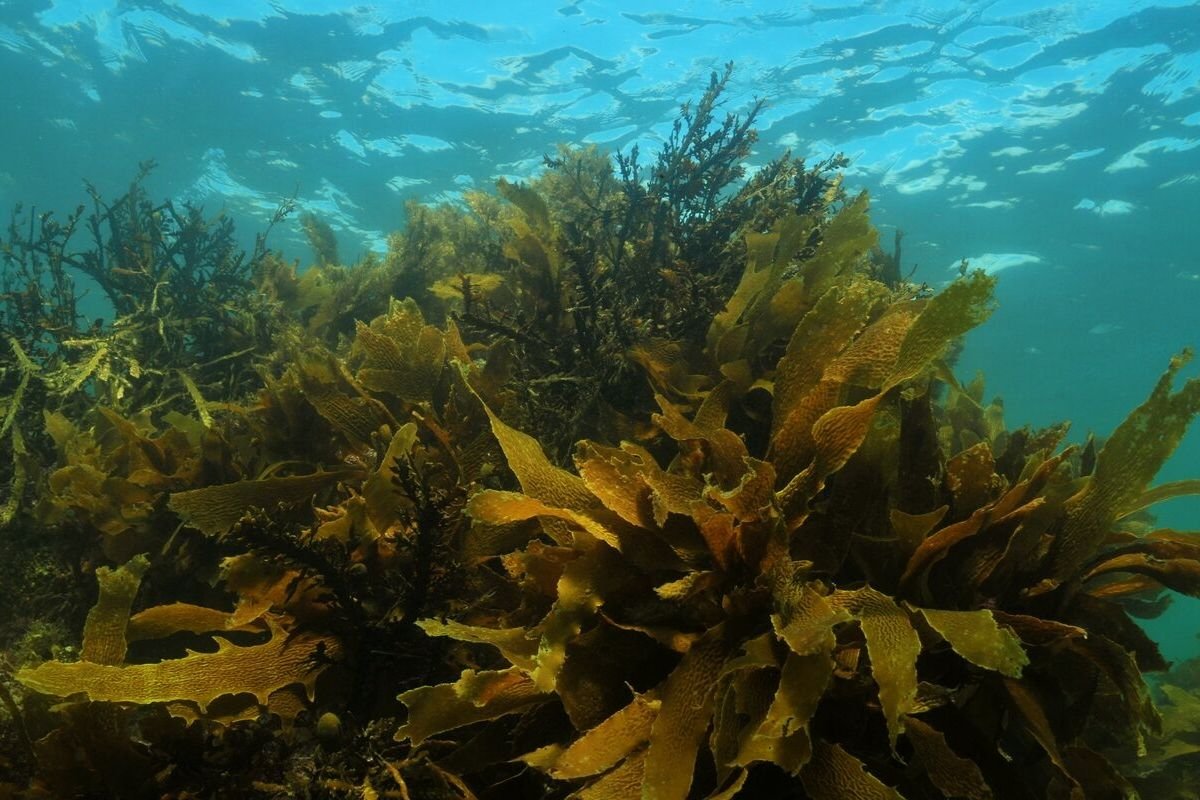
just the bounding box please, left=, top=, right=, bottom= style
left=529, top=537, right=614, bottom=692
left=416, top=618, right=538, bottom=673
left=497, top=178, right=552, bottom=233
left=777, top=272, right=991, bottom=508
left=775, top=283, right=875, bottom=418
left=544, top=694, right=660, bottom=779
left=759, top=651, right=831, bottom=741
left=574, top=441, right=656, bottom=529
left=742, top=651, right=831, bottom=774
left=1084, top=552, right=1200, bottom=596
left=0, top=424, right=29, bottom=529
left=883, top=271, right=996, bottom=390
left=361, top=423, right=419, bottom=533
left=353, top=297, right=431, bottom=360
left=739, top=722, right=812, bottom=777
left=574, top=439, right=704, bottom=532
left=476, top=395, right=595, bottom=512
left=1003, top=678, right=1083, bottom=794
left=712, top=667, right=778, bottom=771
left=800, top=192, right=877, bottom=298
left=297, top=356, right=395, bottom=446
left=708, top=214, right=812, bottom=358
left=945, top=442, right=1003, bottom=513
left=918, top=608, right=1028, bottom=677
left=578, top=748, right=647, bottom=800
left=778, top=393, right=885, bottom=511
left=1120, top=479, right=1200, bottom=519
left=905, top=716, right=992, bottom=800
left=771, top=583, right=851, bottom=657
left=800, top=740, right=905, bottom=800
left=899, top=501, right=1034, bottom=593
left=126, top=603, right=258, bottom=642
left=889, top=506, right=948, bottom=557
left=776, top=273, right=992, bottom=506
left=18, top=619, right=337, bottom=712
left=652, top=388, right=750, bottom=488
left=1051, top=350, right=1200, bottom=581
left=1070, top=635, right=1161, bottom=754
left=628, top=338, right=709, bottom=399
left=832, top=587, right=921, bottom=746
left=822, top=302, right=922, bottom=390
left=771, top=378, right=841, bottom=495
left=991, top=612, right=1086, bottom=647
left=169, top=470, right=356, bottom=535
left=352, top=297, right=458, bottom=403
left=466, top=489, right=622, bottom=551
left=707, top=231, right=773, bottom=355
left=642, top=625, right=732, bottom=800
left=699, top=513, right=739, bottom=571
left=395, top=667, right=547, bottom=746
left=1063, top=747, right=1140, bottom=800
left=357, top=328, right=447, bottom=403
left=631, top=450, right=705, bottom=527
left=429, top=272, right=504, bottom=302
left=81, top=554, right=149, bottom=665
left=810, top=394, right=885, bottom=482
left=706, top=769, right=750, bottom=800
left=708, top=456, right=776, bottom=524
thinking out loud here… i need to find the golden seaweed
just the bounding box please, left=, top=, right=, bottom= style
left=1050, top=350, right=1200, bottom=583
left=394, top=667, right=548, bottom=746
left=168, top=469, right=357, bottom=535
left=18, top=614, right=337, bottom=715
left=5, top=71, right=1200, bottom=800
left=80, top=555, right=149, bottom=665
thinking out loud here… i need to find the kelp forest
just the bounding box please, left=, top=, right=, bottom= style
left=2, top=66, right=1200, bottom=799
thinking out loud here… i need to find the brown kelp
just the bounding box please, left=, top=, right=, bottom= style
left=2, top=67, right=1200, bottom=799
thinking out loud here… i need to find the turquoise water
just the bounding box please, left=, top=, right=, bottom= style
left=2, top=0, right=1199, bottom=659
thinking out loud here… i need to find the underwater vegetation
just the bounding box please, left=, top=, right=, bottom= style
left=2, top=65, right=1200, bottom=799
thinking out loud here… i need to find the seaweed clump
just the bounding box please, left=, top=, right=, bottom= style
left=2, top=68, right=1200, bottom=800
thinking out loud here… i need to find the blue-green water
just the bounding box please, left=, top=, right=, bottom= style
left=2, top=0, right=1199, bottom=660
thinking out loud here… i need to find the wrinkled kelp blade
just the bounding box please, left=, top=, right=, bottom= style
left=544, top=694, right=659, bottom=779
left=169, top=470, right=355, bottom=535
left=577, top=748, right=647, bottom=800
left=905, top=716, right=992, bottom=800
left=832, top=587, right=921, bottom=745
left=800, top=740, right=904, bottom=800
left=416, top=618, right=539, bottom=673
left=771, top=583, right=850, bottom=657
left=81, top=554, right=149, bottom=665
left=19, top=619, right=336, bottom=712
left=642, top=625, right=732, bottom=800
left=1050, top=350, right=1200, bottom=582
left=395, top=667, right=547, bottom=746
left=474, top=392, right=595, bottom=512
left=126, top=602, right=259, bottom=642
left=918, top=608, right=1028, bottom=677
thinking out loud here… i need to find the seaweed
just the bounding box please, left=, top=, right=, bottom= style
left=2, top=68, right=1200, bottom=800
left=0, top=163, right=281, bottom=415
left=448, top=66, right=848, bottom=463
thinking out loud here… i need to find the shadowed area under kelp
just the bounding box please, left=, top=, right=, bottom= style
left=2, top=69, right=1200, bottom=800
